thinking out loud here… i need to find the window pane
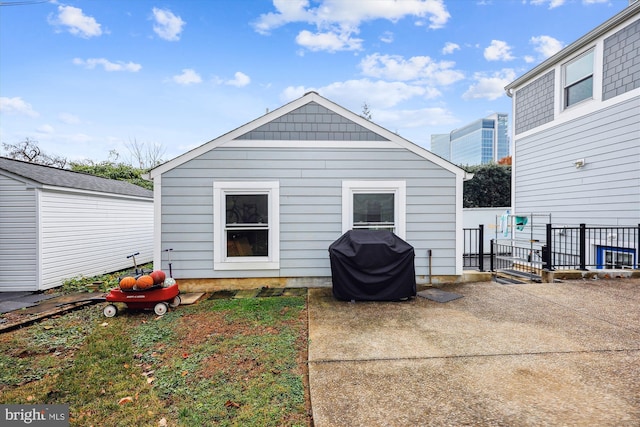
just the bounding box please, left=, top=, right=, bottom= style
left=353, top=193, right=394, bottom=223
left=606, top=250, right=634, bottom=269
left=226, top=194, right=268, bottom=225
left=227, top=230, right=268, bottom=257
left=619, top=253, right=633, bottom=268
left=565, top=51, right=593, bottom=85
left=565, top=76, right=593, bottom=106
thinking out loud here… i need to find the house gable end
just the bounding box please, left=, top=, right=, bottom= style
left=235, top=101, right=389, bottom=141
left=150, top=91, right=468, bottom=179
left=505, top=2, right=640, bottom=94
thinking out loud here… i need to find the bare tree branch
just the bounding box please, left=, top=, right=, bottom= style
left=126, top=138, right=166, bottom=169
left=2, top=138, right=67, bottom=168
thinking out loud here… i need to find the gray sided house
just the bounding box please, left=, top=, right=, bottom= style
left=0, top=157, right=154, bottom=292
left=504, top=3, right=640, bottom=228
left=149, top=92, right=471, bottom=290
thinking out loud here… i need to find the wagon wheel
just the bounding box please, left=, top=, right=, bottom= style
left=169, top=295, right=181, bottom=308
left=103, top=304, right=118, bottom=318
left=154, top=302, right=168, bottom=316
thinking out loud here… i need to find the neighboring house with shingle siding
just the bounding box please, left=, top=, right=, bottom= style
left=504, top=2, right=640, bottom=229
left=0, top=157, right=153, bottom=291
left=149, top=92, right=472, bottom=291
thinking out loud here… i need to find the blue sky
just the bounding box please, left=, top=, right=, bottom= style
left=0, top=0, right=631, bottom=164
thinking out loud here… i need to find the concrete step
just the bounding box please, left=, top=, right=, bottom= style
left=493, top=269, right=542, bottom=285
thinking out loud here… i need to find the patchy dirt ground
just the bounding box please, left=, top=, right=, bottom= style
left=1, top=294, right=313, bottom=426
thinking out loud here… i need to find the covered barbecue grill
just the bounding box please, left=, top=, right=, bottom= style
left=329, top=230, right=416, bottom=301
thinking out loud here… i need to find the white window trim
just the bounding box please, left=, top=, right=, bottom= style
left=342, top=180, right=406, bottom=239
left=213, top=181, right=279, bottom=270
left=559, top=46, right=599, bottom=112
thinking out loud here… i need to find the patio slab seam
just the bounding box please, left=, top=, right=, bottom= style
left=308, top=347, right=640, bottom=365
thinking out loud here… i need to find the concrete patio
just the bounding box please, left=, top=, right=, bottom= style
left=307, top=278, right=640, bottom=426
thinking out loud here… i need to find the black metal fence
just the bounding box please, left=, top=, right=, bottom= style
left=468, top=223, right=640, bottom=274
left=543, top=224, right=639, bottom=270
left=463, top=224, right=485, bottom=271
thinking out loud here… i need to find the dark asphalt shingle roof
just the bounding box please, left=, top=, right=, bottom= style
left=0, top=157, right=153, bottom=199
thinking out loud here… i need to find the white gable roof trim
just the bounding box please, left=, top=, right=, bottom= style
left=150, top=92, right=470, bottom=180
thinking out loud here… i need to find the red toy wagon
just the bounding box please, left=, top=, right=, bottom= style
left=103, top=283, right=180, bottom=317
left=103, top=252, right=180, bottom=317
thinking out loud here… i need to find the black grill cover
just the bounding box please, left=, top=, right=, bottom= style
left=329, top=230, right=416, bottom=301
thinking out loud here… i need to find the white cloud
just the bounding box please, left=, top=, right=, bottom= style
left=254, top=0, right=450, bottom=52
left=172, top=69, right=202, bottom=85
left=530, top=35, right=564, bottom=60
left=463, top=69, right=516, bottom=100
left=252, top=0, right=312, bottom=35
left=296, top=28, right=363, bottom=52
left=226, top=72, right=251, bottom=87
left=530, top=0, right=566, bottom=9
left=359, top=53, right=464, bottom=86
left=281, top=85, right=308, bottom=101
left=484, top=40, right=515, bottom=61
left=48, top=5, right=103, bottom=38
left=37, top=124, right=55, bottom=134
left=152, top=8, right=185, bottom=41
left=442, top=42, right=460, bottom=55
left=73, top=58, right=142, bottom=72
left=58, top=112, right=81, bottom=125
left=380, top=31, right=394, bottom=43
left=281, top=79, right=430, bottom=109
left=0, top=97, right=39, bottom=117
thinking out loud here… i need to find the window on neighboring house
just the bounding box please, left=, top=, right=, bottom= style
left=214, top=181, right=279, bottom=270
left=597, top=246, right=636, bottom=269
left=563, top=49, right=594, bottom=108
left=342, top=181, right=406, bottom=239
left=605, top=250, right=633, bottom=269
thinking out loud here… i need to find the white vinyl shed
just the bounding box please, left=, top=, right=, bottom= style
left=0, top=157, right=154, bottom=292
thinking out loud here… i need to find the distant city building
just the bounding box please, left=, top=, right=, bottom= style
left=430, top=134, right=450, bottom=161
left=430, top=113, right=510, bottom=166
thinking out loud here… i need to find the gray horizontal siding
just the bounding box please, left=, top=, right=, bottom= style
left=160, top=146, right=458, bottom=279
left=0, top=175, right=38, bottom=291
left=515, top=96, right=640, bottom=226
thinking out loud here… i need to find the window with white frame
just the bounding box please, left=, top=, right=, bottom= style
left=563, top=49, right=594, bottom=108
left=342, top=181, right=406, bottom=239
left=213, top=181, right=279, bottom=270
